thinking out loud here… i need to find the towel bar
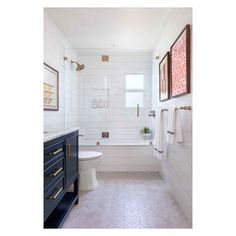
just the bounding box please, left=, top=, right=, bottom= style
left=177, top=105, right=191, bottom=110
left=161, top=105, right=191, bottom=112
left=161, top=108, right=168, bottom=112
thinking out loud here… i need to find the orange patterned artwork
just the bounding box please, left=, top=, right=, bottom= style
left=171, top=25, right=191, bottom=97
left=159, top=52, right=170, bottom=102
left=44, top=63, right=59, bottom=110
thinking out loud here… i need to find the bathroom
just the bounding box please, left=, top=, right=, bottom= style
left=43, top=8, right=192, bottom=228
left=3, top=0, right=236, bottom=235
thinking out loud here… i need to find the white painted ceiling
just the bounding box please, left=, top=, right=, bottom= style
left=45, top=8, right=172, bottom=51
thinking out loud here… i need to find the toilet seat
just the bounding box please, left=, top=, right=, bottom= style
left=79, top=151, right=102, bottom=161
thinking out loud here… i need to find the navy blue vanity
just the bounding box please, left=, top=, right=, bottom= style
left=44, top=130, right=79, bottom=228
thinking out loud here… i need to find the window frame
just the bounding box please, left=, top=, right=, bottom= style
left=125, top=73, right=145, bottom=108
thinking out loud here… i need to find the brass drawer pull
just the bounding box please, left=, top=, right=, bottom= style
left=49, top=167, right=63, bottom=177
left=48, top=187, right=63, bottom=200
left=49, top=148, right=63, bottom=156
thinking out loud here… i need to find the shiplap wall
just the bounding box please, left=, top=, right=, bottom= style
left=64, top=51, right=81, bottom=129
left=44, top=14, right=80, bottom=131
left=151, top=8, right=192, bottom=225
left=44, top=14, right=66, bottom=131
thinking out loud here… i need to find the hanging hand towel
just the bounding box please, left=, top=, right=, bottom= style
left=167, top=107, right=183, bottom=144
left=167, top=107, right=176, bottom=144
left=154, top=109, right=166, bottom=159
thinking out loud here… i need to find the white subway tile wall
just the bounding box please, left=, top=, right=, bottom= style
left=75, top=52, right=153, bottom=144
left=80, top=145, right=160, bottom=172
left=151, top=8, right=192, bottom=225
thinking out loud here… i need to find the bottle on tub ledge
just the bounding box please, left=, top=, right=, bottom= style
left=140, top=127, right=152, bottom=140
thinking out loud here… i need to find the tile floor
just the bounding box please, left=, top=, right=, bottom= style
left=62, top=172, right=190, bottom=228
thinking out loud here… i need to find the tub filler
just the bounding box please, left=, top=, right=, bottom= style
left=79, top=141, right=160, bottom=172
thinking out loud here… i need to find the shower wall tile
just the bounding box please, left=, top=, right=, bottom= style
left=78, top=58, right=157, bottom=171
left=76, top=52, right=153, bottom=144
left=80, top=145, right=159, bottom=172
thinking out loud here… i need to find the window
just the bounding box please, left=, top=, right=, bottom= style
left=125, top=74, right=144, bottom=107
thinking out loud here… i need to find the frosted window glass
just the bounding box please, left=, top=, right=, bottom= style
left=126, top=92, right=144, bottom=107
left=126, top=74, right=144, bottom=89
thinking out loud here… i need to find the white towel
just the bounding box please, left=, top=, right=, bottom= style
left=154, top=109, right=166, bottom=159
left=175, top=111, right=183, bottom=144
left=167, top=107, right=183, bottom=144
left=167, top=107, right=176, bottom=144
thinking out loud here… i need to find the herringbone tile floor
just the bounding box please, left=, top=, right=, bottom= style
left=62, top=172, right=190, bottom=228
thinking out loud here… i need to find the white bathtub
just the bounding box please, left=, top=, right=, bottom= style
left=79, top=140, right=160, bottom=172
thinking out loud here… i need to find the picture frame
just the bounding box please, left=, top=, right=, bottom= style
left=170, top=24, right=191, bottom=98
left=44, top=63, right=59, bottom=111
left=159, top=52, right=170, bottom=102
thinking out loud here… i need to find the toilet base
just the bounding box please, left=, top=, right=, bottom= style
left=79, top=167, right=98, bottom=191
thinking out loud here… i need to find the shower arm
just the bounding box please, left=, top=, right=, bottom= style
left=70, top=60, right=85, bottom=71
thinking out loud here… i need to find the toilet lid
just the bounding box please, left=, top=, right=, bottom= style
left=79, top=151, right=103, bottom=161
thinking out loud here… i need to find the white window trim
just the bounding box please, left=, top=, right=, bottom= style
left=125, top=73, right=145, bottom=108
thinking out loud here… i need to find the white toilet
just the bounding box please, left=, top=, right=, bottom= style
left=79, top=151, right=103, bottom=191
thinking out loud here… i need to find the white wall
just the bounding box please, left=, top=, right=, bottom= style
left=44, top=14, right=80, bottom=131
left=76, top=51, right=153, bottom=144
left=151, top=8, right=192, bottom=225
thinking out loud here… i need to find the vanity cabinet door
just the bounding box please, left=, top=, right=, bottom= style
left=65, top=135, right=78, bottom=188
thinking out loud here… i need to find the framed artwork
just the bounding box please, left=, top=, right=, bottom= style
left=44, top=63, right=59, bottom=111
left=170, top=24, right=191, bottom=98
left=159, top=52, right=170, bottom=102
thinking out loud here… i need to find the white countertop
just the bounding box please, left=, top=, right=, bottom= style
left=44, top=127, right=80, bottom=142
